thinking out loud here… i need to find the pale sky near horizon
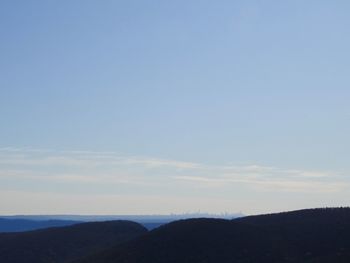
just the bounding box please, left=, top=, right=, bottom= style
left=1, top=0, right=350, bottom=215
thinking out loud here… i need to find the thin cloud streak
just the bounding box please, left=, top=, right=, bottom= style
left=0, top=147, right=200, bottom=169
left=0, top=147, right=347, bottom=194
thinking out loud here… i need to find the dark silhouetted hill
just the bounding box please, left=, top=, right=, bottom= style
left=74, top=208, right=350, bottom=263
left=0, top=218, right=81, bottom=233
left=0, top=220, right=147, bottom=263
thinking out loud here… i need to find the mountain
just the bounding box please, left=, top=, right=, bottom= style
left=0, top=220, right=147, bottom=263
left=74, top=208, right=350, bottom=263
left=0, top=218, right=81, bottom=233
left=1, top=213, right=243, bottom=231
left=1, top=213, right=242, bottom=222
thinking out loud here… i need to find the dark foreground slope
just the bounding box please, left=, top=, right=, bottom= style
left=0, top=220, right=147, bottom=263
left=75, top=208, right=350, bottom=263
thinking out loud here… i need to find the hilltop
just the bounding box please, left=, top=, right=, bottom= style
left=74, top=208, right=350, bottom=263
left=0, top=220, right=147, bottom=263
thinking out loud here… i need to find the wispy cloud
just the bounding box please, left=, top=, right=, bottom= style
left=174, top=174, right=346, bottom=193
left=0, top=147, right=200, bottom=169
left=173, top=164, right=347, bottom=193
left=0, top=147, right=347, bottom=194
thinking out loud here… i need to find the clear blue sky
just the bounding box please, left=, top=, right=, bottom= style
left=1, top=0, right=349, bottom=215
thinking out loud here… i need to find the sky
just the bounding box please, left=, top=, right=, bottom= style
left=0, top=0, right=350, bottom=215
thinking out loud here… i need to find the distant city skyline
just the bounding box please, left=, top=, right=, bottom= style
left=1, top=0, right=349, bottom=215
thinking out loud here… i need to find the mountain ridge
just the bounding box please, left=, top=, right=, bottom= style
left=73, top=207, right=350, bottom=263
left=0, top=220, right=147, bottom=263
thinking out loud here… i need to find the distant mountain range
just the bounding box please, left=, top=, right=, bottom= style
left=0, top=212, right=242, bottom=222
left=1, top=208, right=350, bottom=263
left=0, top=213, right=242, bottom=232
left=0, top=218, right=80, bottom=232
